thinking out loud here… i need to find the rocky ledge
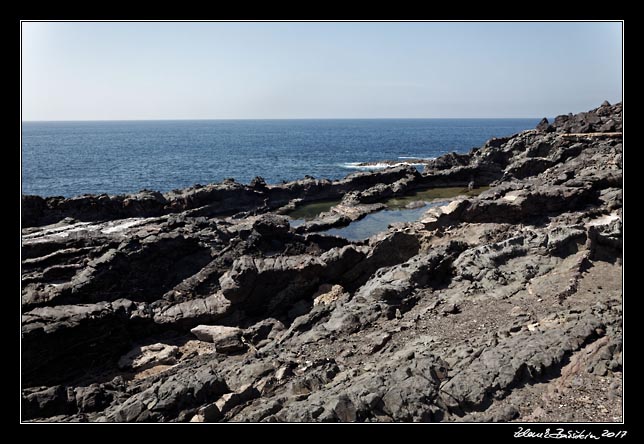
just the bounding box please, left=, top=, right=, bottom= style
left=21, top=101, right=622, bottom=422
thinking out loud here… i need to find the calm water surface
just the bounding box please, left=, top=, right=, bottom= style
left=22, top=118, right=538, bottom=197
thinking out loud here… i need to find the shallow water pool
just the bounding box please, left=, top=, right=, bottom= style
left=285, top=198, right=343, bottom=221
left=384, top=186, right=489, bottom=209
left=288, top=186, right=489, bottom=239
left=321, top=201, right=446, bottom=241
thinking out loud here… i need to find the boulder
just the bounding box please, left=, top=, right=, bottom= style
left=118, top=343, right=179, bottom=370
left=190, top=325, right=246, bottom=354
left=536, top=117, right=550, bottom=132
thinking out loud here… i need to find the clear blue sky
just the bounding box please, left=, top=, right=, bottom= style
left=21, top=21, right=623, bottom=120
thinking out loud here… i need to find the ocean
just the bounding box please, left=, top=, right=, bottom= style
left=21, top=118, right=539, bottom=198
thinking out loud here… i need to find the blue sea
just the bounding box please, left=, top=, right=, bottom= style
left=22, top=119, right=539, bottom=198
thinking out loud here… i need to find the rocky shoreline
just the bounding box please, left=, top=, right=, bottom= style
left=21, top=101, right=622, bottom=422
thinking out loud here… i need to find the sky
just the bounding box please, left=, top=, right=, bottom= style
left=21, top=21, right=623, bottom=121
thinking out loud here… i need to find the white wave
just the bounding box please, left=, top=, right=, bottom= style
left=341, top=162, right=390, bottom=170
left=340, top=161, right=427, bottom=170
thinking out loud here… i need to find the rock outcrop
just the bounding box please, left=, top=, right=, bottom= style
left=21, top=102, right=622, bottom=422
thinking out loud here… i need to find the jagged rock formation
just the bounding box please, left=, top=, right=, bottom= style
left=21, top=102, right=622, bottom=422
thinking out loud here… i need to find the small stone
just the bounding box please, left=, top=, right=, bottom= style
left=363, top=393, right=381, bottom=408
left=215, top=384, right=259, bottom=414
left=190, top=325, right=245, bottom=354
left=193, top=403, right=222, bottom=422
left=313, top=284, right=347, bottom=306
left=117, top=343, right=179, bottom=371
left=493, top=405, right=520, bottom=422
left=442, top=303, right=460, bottom=315
left=594, top=361, right=609, bottom=376
left=340, top=349, right=354, bottom=358
left=275, top=366, right=292, bottom=381
left=330, top=395, right=357, bottom=422
left=325, top=312, right=361, bottom=333
left=203, top=403, right=224, bottom=421
left=369, top=333, right=392, bottom=353
left=255, top=376, right=276, bottom=395
left=594, top=302, right=607, bottom=312
left=509, top=306, right=528, bottom=317
left=74, top=385, right=111, bottom=413
left=190, top=414, right=204, bottom=422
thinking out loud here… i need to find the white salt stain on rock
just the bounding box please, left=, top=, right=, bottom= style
left=586, top=212, right=621, bottom=227
left=22, top=222, right=92, bottom=240
left=23, top=218, right=150, bottom=242
left=503, top=193, right=521, bottom=202
left=101, top=218, right=146, bottom=234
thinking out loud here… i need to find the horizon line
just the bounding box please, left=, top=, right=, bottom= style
left=22, top=116, right=544, bottom=123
